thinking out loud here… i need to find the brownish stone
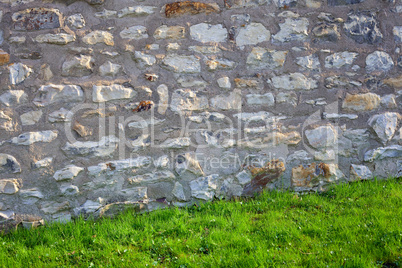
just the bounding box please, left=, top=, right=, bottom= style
left=73, top=121, right=93, bottom=137
left=0, top=50, right=10, bottom=66
left=242, top=160, right=285, bottom=196
left=12, top=8, right=61, bottom=31
left=383, top=75, right=402, bottom=88
left=164, top=1, right=220, bottom=18
left=291, top=163, right=331, bottom=188
left=342, top=93, right=380, bottom=111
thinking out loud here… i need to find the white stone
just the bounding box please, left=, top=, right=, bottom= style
left=211, top=89, right=241, bottom=110
left=177, top=77, right=208, bottom=88
left=9, top=36, right=25, bottom=44
left=127, top=118, right=165, bottom=129
left=154, top=25, right=185, bottom=40
left=364, top=145, right=402, bottom=162
left=33, top=157, right=53, bottom=169
left=99, top=61, right=121, bottom=76
left=62, top=135, right=119, bottom=158
left=380, top=95, right=397, bottom=109
left=190, top=174, right=220, bottom=201
left=189, top=46, right=221, bottom=54
left=118, top=6, right=156, bottom=18
left=62, top=55, right=94, bottom=77
left=54, top=165, right=84, bottom=181
left=270, top=73, right=317, bottom=90
left=236, top=23, right=270, bottom=48
left=323, top=113, right=358, bottom=120
left=60, top=185, right=79, bottom=196
left=393, top=26, right=402, bottom=43
left=133, top=51, right=156, bottom=68
left=172, top=182, right=186, bottom=201
left=120, top=26, right=148, bottom=40
left=95, top=9, right=117, bottom=18
left=0, top=154, right=21, bottom=173
left=0, top=179, right=19, bottom=194
left=234, top=111, right=271, bottom=123
left=246, top=93, right=274, bottom=107
left=296, top=54, right=321, bottom=71
left=368, top=112, right=400, bottom=145
left=20, top=110, right=42, bottom=125
left=0, top=111, right=13, bottom=132
left=305, top=125, right=337, bottom=149
left=48, top=108, right=72, bottom=123
left=272, top=17, right=309, bottom=42
left=160, top=137, right=190, bottom=149
left=325, top=52, right=358, bottom=69
left=170, top=89, right=209, bottom=113
left=236, top=170, right=252, bottom=185
left=82, top=30, right=114, bottom=46
left=276, top=92, right=298, bottom=107
left=154, top=155, right=170, bottom=169
left=35, top=33, right=76, bottom=45
left=167, top=43, right=180, bottom=51
left=9, top=63, right=32, bottom=85
left=87, top=156, right=151, bottom=176
left=33, top=85, right=84, bottom=107
left=92, top=84, right=136, bottom=102
left=66, top=14, right=85, bottom=29
left=190, top=23, right=227, bottom=43
left=0, top=90, right=28, bottom=107
left=246, top=47, right=288, bottom=69
left=366, top=51, right=394, bottom=73
left=157, top=84, right=169, bottom=115
left=128, top=171, right=175, bottom=184
left=350, top=164, right=372, bottom=181
left=162, top=54, right=201, bottom=73
left=205, top=58, right=236, bottom=71
left=130, top=134, right=150, bottom=151
left=217, top=77, right=231, bottom=89
left=9, top=130, right=57, bottom=145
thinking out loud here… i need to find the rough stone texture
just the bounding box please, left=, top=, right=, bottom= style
left=0, top=0, right=400, bottom=221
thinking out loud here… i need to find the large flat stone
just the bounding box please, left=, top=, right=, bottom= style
left=10, top=130, right=58, bottom=145
left=162, top=54, right=201, bottom=73
left=62, top=135, right=119, bottom=158
left=190, top=23, right=227, bottom=43
left=33, top=84, right=84, bottom=107
left=236, top=23, right=270, bottom=48
left=12, top=8, right=61, bottom=31
left=92, top=85, right=136, bottom=102
left=164, top=2, right=219, bottom=18
left=342, top=93, right=380, bottom=111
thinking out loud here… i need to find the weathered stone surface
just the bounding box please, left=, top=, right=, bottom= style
left=66, top=14, right=85, bottom=29
left=33, top=85, right=84, bottom=107
left=32, top=157, right=53, bottom=169
left=87, top=156, right=151, bottom=176
left=164, top=2, right=220, bottom=18
left=234, top=111, right=271, bottom=123
left=364, top=145, right=402, bottom=162
left=190, top=174, right=220, bottom=200
left=128, top=171, right=175, bottom=184
left=189, top=46, right=221, bottom=54
left=48, top=108, right=72, bottom=123
left=217, top=77, right=231, bottom=89
left=54, top=165, right=84, bottom=181
left=274, top=0, right=297, bottom=8
left=162, top=54, right=201, bottom=73
left=246, top=47, right=287, bottom=70
left=120, top=26, right=148, bottom=40
left=366, top=51, right=394, bottom=73
left=172, top=181, right=186, bottom=201
left=62, top=55, right=94, bottom=77
left=130, top=134, right=151, bottom=151
left=12, top=8, right=61, bottom=31
left=9, top=63, right=32, bottom=85
left=157, top=84, right=169, bottom=115
left=35, top=33, right=76, bottom=45
left=175, top=152, right=204, bottom=179
left=60, top=185, right=79, bottom=196
left=380, top=95, right=397, bottom=109
left=277, top=92, right=297, bottom=107
left=242, top=160, right=285, bottom=196
left=368, top=113, right=400, bottom=145
left=205, top=58, right=236, bottom=71
left=291, top=163, right=345, bottom=191
left=128, top=118, right=165, bottom=129
left=62, top=135, right=119, bottom=158
left=99, top=61, right=121, bottom=77
left=325, top=52, right=358, bottom=69
left=170, top=89, right=208, bottom=113
left=94, top=202, right=147, bottom=218
left=272, top=17, right=309, bottom=42
left=322, top=113, right=358, bottom=120
left=0, top=49, right=10, bottom=65
left=0, top=179, right=20, bottom=194
left=270, top=73, right=317, bottom=90
left=305, top=125, right=337, bottom=149
left=211, top=89, right=241, bottom=110
left=328, top=0, right=365, bottom=5
left=0, top=154, right=21, bottom=174
left=95, top=9, right=117, bottom=18
left=82, top=31, right=114, bottom=46
left=0, top=111, right=14, bottom=132
left=92, top=85, right=136, bottom=102
left=154, top=25, right=185, bottom=40
left=234, top=78, right=261, bottom=89
left=296, top=54, right=320, bottom=71
left=9, top=130, right=58, bottom=146
left=384, top=75, right=402, bottom=88
left=118, top=6, right=156, bottom=18
left=0, top=90, right=28, bottom=107
left=20, top=188, right=44, bottom=204
left=342, top=93, right=380, bottom=111
left=73, top=122, right=93, bottom=137
left=20, top=110, right=42, bottom=126
left=190, top=23, right=227, bottom=43
left=133, top=51, right=156, bottom=68
left=121, top=187, right=148, bottom=201
left=350, top=164, right=372, bottom=181
left=312, top=22, right=340, bottom=42
left=41, top=201, right=70, bottom=215
left=393, top=26, right=402, bottom=43
left=236, top=23, right=270, bottom=48
left=160, top=137, right=190, bottom=149
left=246, top=93, right=274, bottom=107
left=344, top=11, right=383, bottom=44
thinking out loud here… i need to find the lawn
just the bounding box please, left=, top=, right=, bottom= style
left=0, top=178, right=401, bottom=267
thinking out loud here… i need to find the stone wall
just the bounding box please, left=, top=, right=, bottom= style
left=0, top=0, right=401, bottom=222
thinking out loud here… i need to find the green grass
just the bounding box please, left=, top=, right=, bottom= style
left=1, top=179, right=401, bottom=268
